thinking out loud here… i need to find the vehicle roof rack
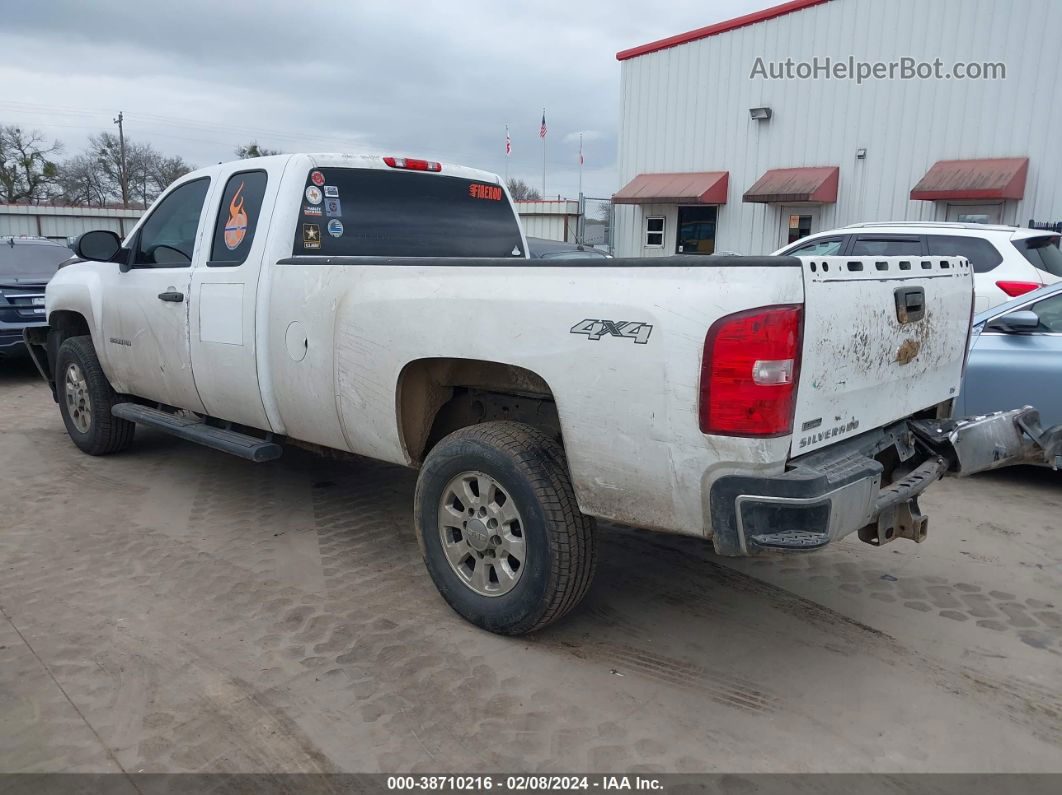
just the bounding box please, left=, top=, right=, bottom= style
left=843, top=221, right=1017, bottom=232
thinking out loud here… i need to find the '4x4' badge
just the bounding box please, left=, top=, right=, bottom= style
left=570, top=318, right=653, bottom=344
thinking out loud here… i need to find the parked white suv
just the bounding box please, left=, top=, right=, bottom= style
left=774, top=222, right=1062, bottom=312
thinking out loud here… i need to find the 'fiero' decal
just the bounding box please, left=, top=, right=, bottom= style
left=468, top=183, right=502, bottom=200
left=570, top=319, right=653, bottom=344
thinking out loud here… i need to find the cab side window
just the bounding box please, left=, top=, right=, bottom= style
left=210, top=171, right=268, bottom=266
left=133, top=178, right=210, bottom=267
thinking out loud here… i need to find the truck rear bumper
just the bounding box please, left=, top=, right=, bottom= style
left=709, top=407, right=1060, bottom=556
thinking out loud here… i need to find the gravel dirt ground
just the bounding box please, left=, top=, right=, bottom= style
left=1, top=357, right=1060, bottom=774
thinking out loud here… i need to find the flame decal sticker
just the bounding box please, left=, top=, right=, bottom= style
left=223, top=181, right=248, bottom=250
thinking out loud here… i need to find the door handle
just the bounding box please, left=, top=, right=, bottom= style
left=157, top=291, right=184, bottom=303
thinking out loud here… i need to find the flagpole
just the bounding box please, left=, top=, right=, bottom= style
left=504, top=124, right=509, bottom=183
left=578, top=133, right=583, bottom=198
left=541, top=108, right=546, bottom=197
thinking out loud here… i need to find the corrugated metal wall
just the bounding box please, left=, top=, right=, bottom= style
left=516, top=201, right=580, bottom=242
left=616, top=0, right=1062, bottom=256
left=0, top=206, right=142, bottom=241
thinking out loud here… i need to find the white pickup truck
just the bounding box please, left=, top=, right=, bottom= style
left=25, top=153, right=1061, bottom=634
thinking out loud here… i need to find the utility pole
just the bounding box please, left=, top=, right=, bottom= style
left=113, top=111, right=128, bottom=209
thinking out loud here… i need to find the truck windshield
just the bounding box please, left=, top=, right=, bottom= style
left=293, top=167, right=524, bottom=258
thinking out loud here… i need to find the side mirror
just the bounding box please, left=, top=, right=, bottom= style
left=988, top=309, right=1040, bottom=333
left=75, top=230, right=122, bottom=262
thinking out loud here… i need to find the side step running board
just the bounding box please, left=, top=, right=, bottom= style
left=111, top=403, right=282, bottom=462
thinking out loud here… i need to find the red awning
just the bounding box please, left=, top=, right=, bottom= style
left=910, top=157, right=1029, bottom=201
left=613, top=171, right=729, bottom=205
left=742, top=166, right=839, bottom=203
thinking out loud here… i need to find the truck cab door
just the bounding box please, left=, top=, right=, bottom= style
left=188, top=167, right=273, bottom=429
left=100, top=177, right=211, bottom=412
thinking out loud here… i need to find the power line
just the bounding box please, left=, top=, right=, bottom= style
left=0, top=99, right=369, bottom=151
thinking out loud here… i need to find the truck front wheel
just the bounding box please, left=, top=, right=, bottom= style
left=55, top=335, right=135, bottom=456
left=414, top=421, right=596, bottom=635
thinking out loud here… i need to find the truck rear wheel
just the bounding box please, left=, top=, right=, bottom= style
left=55, top=335, right=135, bottom=456
left=414, top=421, right=596, bottom=635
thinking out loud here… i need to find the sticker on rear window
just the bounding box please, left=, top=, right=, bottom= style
left=310, top=170, right=325, bottom=187
left=325, top=197, right=342, bottom=217
left=303, top=205, right=322, bottom=216
left=324, top=185, right=339, bottom=197
left=303, top=223, right=321, bottom=249
left=327, top=219, right=344, bottom=238
left=468, top=183, right=502, bottom=201
left=305, top=186, right=322, bottom=204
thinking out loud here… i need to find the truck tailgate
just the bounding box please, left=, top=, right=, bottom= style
left=792, top=256, right=973, bottom=455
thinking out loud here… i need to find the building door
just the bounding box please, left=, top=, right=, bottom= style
left=676, top=206, right=717, bottom=254
left=946, top=203, right=1003, bottom=224
left=780, top=206, right=818, bottom=248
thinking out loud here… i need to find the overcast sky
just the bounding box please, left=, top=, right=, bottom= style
left=1, top=0, right=773, bottom=199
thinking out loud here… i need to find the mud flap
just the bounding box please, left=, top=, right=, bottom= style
left=23, top=326, right=57, bottom=402
left=910, top=406, right=1062, bottom=475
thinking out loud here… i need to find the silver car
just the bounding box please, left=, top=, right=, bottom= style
left=958, top=281, right=1062, bottom=428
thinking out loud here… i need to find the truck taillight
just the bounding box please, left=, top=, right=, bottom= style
left=996, top=280, right=1040, bottom=297
left=383, top=156, right=442, bottom=172
left=699, top=305, right=803, bottom=437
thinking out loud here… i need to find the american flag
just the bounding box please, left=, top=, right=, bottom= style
left=539, top=110, right=547, bottom=139
left=505, top=125, right=511, bottom=156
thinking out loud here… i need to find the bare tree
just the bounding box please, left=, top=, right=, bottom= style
left=57, top=135, right=194, bottom=208
left=86, top=132, right=131, bottom=207
left=506, top=177, right=542, bottom=201
left=55, top=153, right=111, bottom=206
left=148, top=154, right=193, bottom=196
left=235, top=141, right=281, bottom=158
left=0, top=125, right=62, bottom=204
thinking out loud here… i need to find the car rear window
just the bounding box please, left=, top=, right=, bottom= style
left=292, top=167, right=524, bottom=258
left=1013, top=235, right=1062, bottom=277
left=926, top=234, right=1003, bottom=273
left=0, top=241, right=71, bottom=280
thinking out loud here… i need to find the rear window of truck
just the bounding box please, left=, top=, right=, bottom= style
left=292, top=167, right=524, bottom=258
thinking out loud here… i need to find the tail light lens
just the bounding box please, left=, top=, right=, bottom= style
left=699, top=305, right=803, bottom=437
left=996, top=280, right=1040, bottom=297
left=383, top=156, right=442, bottom=172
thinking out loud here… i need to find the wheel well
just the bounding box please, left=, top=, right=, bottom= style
left=29, top=310, right=91, bottom=388
left=397, top=358, right=562, bottom=465
left=48, top=311, right=91, bottom=342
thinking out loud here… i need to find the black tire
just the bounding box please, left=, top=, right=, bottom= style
left=55, top=335, right=135, bottom=456
left=414, top=421, right=596, bottom=635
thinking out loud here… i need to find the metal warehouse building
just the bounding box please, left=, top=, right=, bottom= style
left=0, top=204, right=143, bottom=242
left=613, top=0, right=1062, bottom=257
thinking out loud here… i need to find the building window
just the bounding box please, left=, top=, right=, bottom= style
left=787, top=214, right=813, bottom=245
left=676, top=206, right=717, bottom=254
left=945, top=203, right=1004, bottom=225
left=644, top=216, right=664, bottom=247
